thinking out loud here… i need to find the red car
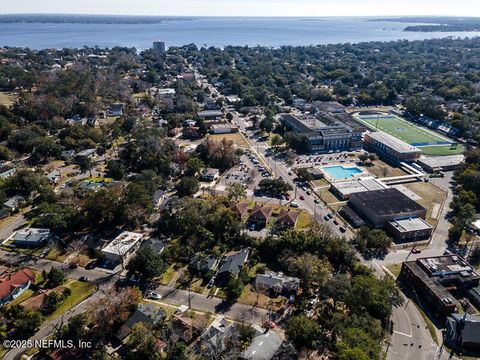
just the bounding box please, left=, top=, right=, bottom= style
left=411, top=248, right=421, bottom=254
left=299, top=195, right=305, bottom=200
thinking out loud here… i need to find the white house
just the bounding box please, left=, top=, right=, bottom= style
left=101, top=231, right=144, bottom=266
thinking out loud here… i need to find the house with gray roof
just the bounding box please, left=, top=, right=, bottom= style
left=445, top=313, right=480, bottom=351
left=240, top=330, right=283, bottom=360
left=215, top=248, right=250, bottom=285
left=9, top=228, right=50, bottom=247
left=116, top=303, right=166, bottom=341
left=255, top=271, right=300, bottom=297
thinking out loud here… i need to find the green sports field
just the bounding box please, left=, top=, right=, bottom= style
left=354, top=114, right=464, bottom=156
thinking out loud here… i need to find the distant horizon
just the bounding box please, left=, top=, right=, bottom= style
left=2, top=0, right=480, bottom=17
left=1, top=13, right=479, bottom=18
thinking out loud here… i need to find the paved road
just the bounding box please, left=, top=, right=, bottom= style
left=0, top=214, right=26, bottom=241
left=154, top=285, right=270, bottom=324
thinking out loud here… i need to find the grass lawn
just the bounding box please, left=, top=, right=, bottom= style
left=159, top=265, right=177, bottom=286
left=0, top=92, right=16, bottom=107
left=209, top=133, right=249, bottom=148
left=43, top=280, right=96, bottom=322
left=366, top=159, right=407, bottom=178
left=238, top=284, right=285, bottom=310
left=296, top=211, right=312, bottom=229
left=8, top=289, right=34, bottom=306
left=385, top=264, right=402, bottom=278
left=317, top=188, right=341, bottom=205
left=356, top=114, right=449, bottom=145
left=404, top=182, right=447, bottom=226
left=419, top=144, right=465, bottom=156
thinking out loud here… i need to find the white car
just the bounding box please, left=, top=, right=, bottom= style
left=147, top=292, right=162, bottom=300
left=290, top=201, right=299, bottom=208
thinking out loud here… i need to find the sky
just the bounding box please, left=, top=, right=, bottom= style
left=1, top=0, right=479, bottom=17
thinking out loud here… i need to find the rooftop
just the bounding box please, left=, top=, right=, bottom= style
left=417, top=155, right=465, bottom=169
left=13, top=228, right=50, bottom=244
left=388, top=217, right=433, bottom=233
left=366, top=131, right=421, bottom=154
left=102, top=231, right=143, bottom=256
left=241, top=330, right=282, bottom=360
left=218, top=248, right=250, bottom=276
left=332, top=177, right=389, bottom=197
left=349, top=188, right=426, bottom=216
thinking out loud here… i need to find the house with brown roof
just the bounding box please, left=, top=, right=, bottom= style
left=248, top=205, right=273, bottom=229
left=230, top=202, right=249, bottom=220
left=275, top=209, right=300, bottom=230
left=0, top=268, right=35, bottom=306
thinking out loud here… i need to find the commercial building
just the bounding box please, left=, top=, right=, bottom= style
left=210, top=124, right=239, bottom=134
left=198, top=110, right=224, bottom=121
left=417, top=155, right=465, bottom=173
left=101, top=231, right=144, bottom=266
left=400, top=255, right=480, bottom=315
left=331, top=177, right=389, bottom=200
left=152, top=40, right=166, bottom=55
left=348, top=188, right=427, bottom=228
left=312, top=101, right=346, bottom=114
left=386, top=217, right=433, bottom=243
left=364, top=132, right=422, bottom=164
left=280, top=112, right=364, bottom=152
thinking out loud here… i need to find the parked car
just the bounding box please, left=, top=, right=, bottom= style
left=411, top=248, right=421, bottom=254
left=290, top=201, right=299, bottom=208
left=333, top=220, right=339, bottom=225
left=299, top=195, right=305, bottom=200
left=324, top=215, right=329, bottom=221
left=339, top=227, right=346, bottom=233
left=147, top=292, right=162, bottom=300
left=79, top=276, right=90, bottom=282
left=327, top=213, right=333, bottom=219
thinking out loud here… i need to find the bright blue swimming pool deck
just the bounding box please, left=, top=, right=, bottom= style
left=323, top=165, right=363, bottom=180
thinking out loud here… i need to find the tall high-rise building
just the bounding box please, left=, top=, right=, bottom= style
left=153, top=41, right=166, bottom=55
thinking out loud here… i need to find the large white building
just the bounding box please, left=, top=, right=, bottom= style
left=101, top=231, right=144, bottom=266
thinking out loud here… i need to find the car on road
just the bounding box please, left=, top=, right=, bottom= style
left=299, top=195, right=305, bottom=200
left=339, top=227, right=346, bottom=233
left=146, top=292, right=162, bottom=300
left=327, top=213, right=333, bottom=219
left=306, top=191, right=311, bottom=195
left=323, top=215, right=329, bottom=221
left=411, top=248, right=421, bottom=254
left=79, top=276, right=90, bottom=282
left=333, top=220, right=339, bottom=225
left=314, top=199, right=320, bottom=204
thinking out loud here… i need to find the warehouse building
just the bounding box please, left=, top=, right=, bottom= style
left=348, top=188, right=427, bottom=228
left=417, top=155, right=464, bottom=173
left=364, top=132, right=422, bottom=164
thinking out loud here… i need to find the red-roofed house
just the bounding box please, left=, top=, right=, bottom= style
left=0, top=268, right=35, bottom=306
left=248, top=205, right=273, bottom=229
left=275, top=209, right=300, bottom=230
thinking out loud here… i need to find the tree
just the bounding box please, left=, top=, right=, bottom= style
left=323, top=273, right=352, bottom=309
left=76, top=155, right=94, bottom=177
left=259, top=116, right=274, bottom=133
left=224, top=277, right=244, bottom=303
left=12, top=309, right=43, bottom=339
left=227, top=183, right=246, bottom=201
left=46, top=267, right=66, bottom=288
left=296, top=168, right=314, bottom=182
left=185, top=156, right=204, bottom=177
left=358, top=153, right=369, bottom=164
left=127, top=246, right=166, bottom=281
left=288, top=254, right=331, bottom=290
left=285, top=315, right=320, bottom=349
left=175, top=177, right=200, bottom=197
left=257, top=178, right=292, bottom=196
left=353, top=227, right=392, bottom=255
left=106, top=160, right=125, bottom=180
left=270, top=134, right=285, bottom=152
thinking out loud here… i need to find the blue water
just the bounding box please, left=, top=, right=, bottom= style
left=324, top=166, right=363, bottom=180
left=1, top=17, right=480, bottom=49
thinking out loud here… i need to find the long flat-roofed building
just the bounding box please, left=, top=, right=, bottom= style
left=386, top=217, right=433, bottom=243
left=331, top=176, right=389, bottom=200
left=280, top=112, right=363, bottom=152
left=417, top=155, right=464, bottom=173
left=348, top=188, right=427, bottom=228
left=364, top=131, right=422, bottom=164
left=400, top=255, right=480, bottom=315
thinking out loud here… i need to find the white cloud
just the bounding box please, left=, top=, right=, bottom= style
left=1, top=0, right=479, bottom=17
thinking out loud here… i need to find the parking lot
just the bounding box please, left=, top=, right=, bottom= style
left=291, top=151, right=360, bottom=168
left=220, top=153, right=269, bottom=191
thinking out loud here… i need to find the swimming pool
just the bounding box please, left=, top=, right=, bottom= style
left=323, top=165, right=363, bottom=180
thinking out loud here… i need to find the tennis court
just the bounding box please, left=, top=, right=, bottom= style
left=354, top=113, right=463, bottom=156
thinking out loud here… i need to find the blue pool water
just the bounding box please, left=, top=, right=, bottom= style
left=324, top=166, right=363, bottom=180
